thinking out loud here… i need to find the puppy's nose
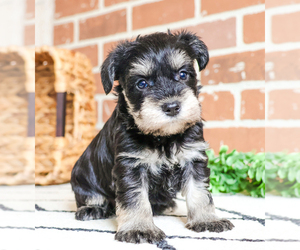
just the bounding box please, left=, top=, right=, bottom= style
left=162, top=102, right=181, bottom=116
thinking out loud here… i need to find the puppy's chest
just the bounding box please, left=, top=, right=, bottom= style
left=118, top=141, right=207, bottom=171
left=145, top=142, right=207, bottom=174
left=145, top=144, right=207, bottom=194
left=147, top=149, right=185, bottom=174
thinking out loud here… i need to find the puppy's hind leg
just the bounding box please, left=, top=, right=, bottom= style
left=74, top=193, right=115, bottom=221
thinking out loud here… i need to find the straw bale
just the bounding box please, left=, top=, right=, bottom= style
left=35, top=47, right=96, bottom=185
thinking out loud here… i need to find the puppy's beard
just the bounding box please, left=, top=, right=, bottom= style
left=124, top=89, right=201, bottom=136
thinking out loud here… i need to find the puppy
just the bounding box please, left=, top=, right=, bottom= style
left=71, top=30, right=234, bottom=244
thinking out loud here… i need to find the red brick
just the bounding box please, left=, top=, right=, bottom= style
left=80, top=9, right=126, bottom=40
left=266, top=50, right=300, bottom=81
left=94, top=73, right=105, bottom=94
left=24, top=25, right=35, bottom=46
left=201, top=0, right=265, bottom=15
left=204, top=127, right=265, bottom=153
left=268, top=89, right=300, bottom=119
left=272, top=11, right=300, bottom=43
left=186, top=18, right=236, bottom=50
left=95, top=97, right=99, bottom=123
left=202, top=50, right=265, bottom=85
left=266, top=128, right=300, bottom=152
left=244, top=12, right=265, bottom=44
left=199, top=92, right=234, bottom=120
left=266, top=0, right=300, bottom=8
left=55, top=0, right=99, bottom=18
left=53, top=22, right=74, bottom=45
left=26, top=0, right=35, bottom=19
left=102, top=100, right=117, bottom=122
left=104, top=0, right=132, bottom=6
left=72, top=45, right=98, bottom=67
left=103, top=41, right=121, bottom=61
left=132, top=0, right=194, bottom=30
left=241, top=89, right=265, bottom=120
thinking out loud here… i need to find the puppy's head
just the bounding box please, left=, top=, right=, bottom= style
left=101, top=31, right=209, bottom=136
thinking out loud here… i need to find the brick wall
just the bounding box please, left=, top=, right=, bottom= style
left=24, top=0, right=35, bottom=46
left=39, top=0, right=299, bottom=153
left=265, top=2, right=300, bottom=152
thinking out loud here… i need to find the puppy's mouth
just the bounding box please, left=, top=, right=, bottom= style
left=124, top=89, right=201, bottom=136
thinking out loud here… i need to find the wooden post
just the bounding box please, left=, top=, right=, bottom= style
left=56, top=92, right=66, bottom=137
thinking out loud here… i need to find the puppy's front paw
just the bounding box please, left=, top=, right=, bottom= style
left=186, top=219, right=234, bottom=233
left=115, top=227, right=166, bottom=244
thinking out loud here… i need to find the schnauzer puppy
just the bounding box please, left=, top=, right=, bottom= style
left=71, top=30, right=234, bottom=244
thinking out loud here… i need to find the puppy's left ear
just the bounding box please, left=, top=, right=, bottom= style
left=100, top=42, right=130, bottom=95
left=175, top=31, right=209, bottom=71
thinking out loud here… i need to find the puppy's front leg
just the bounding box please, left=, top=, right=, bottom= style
left=113, top=160, right=166, bottom=244
left=182, top=160, right=234, bottom=233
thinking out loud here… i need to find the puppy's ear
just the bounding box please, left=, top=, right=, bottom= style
left=101, top=53, right=115, bottom=95
left=175, top=31, right=209, bottom=71
left=100, top=42, right=130, bottom=95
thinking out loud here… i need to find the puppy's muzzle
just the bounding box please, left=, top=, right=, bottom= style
left=162, top=101, right=181, bottom=117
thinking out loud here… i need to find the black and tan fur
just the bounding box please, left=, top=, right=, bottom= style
left=71, top=31, right=234, bottom=244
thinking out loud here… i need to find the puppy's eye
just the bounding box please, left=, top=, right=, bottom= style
left=137, top=80, right=149, bottom=89
left=179, top=71, right=188, bottom=80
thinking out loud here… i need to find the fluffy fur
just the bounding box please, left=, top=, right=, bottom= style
left=71, top=30, right=234, bottom=244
